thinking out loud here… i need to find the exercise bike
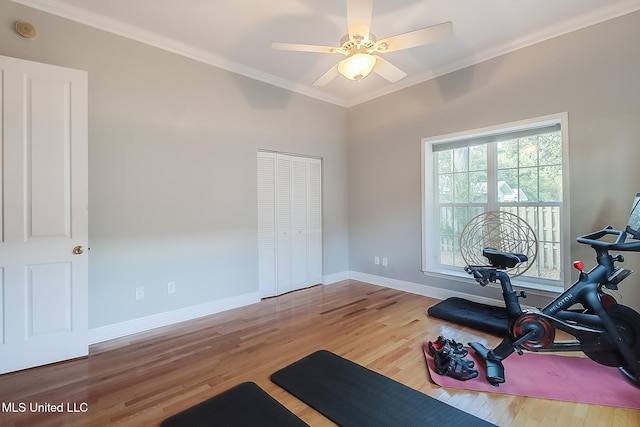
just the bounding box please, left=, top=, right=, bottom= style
left=464, top=195, right=640, bottom=387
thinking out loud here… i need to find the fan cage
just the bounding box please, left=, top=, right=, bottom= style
left=459, top=211, right=538, bottom=277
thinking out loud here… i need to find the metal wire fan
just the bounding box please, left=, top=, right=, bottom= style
left=460, top=211, right=538, bottom=277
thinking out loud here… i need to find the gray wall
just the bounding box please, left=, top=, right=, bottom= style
left=3, top=0, right=639, bottom=330
left=347, top=11, right=640, bottom=311
left=0, top=1, right=349, bottom=328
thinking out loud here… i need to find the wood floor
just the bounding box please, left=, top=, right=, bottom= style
left=0, top=280, right=638, bottom=426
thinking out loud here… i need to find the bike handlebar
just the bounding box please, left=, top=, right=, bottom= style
left=576, top=226, right=640, bottom=252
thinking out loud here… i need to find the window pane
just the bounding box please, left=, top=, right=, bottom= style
left=470, top=171, right=487, bottom=203
left=519, top=167, right=539, bottom=202
left=519, top=137, right=538, bottom=167
left=536, top=206, right=562, bottom=280
left=453, top=207, right=471, bottom=267
left=538, top=133, right=562, bottom=166
left=438, top=206, right=485, bottom=268
left=438, top=151, right=453, bottom=173
left=469, top=145, right=487, bottom=171
left=453, top=148, right=468, bottom=172
left=503, top=205, right=562, bottom=281
left=440, top=206, right=454, bottom=265
left=497, top=139, right=518, bottom=169
left=497, top=169, right=518, bottom=202
left=440, top=206, right=453, bottom=231
left=454, top=173, right=469, bottom=203
left=438, top=173, right=452, bottom=203
left=539, top=165, right=562, bottom=201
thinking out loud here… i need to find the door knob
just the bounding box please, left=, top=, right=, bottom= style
left=73, top=246, right=84, bottom=255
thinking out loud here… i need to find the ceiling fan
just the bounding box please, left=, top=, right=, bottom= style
left=271, top=0, right=452, bottom=86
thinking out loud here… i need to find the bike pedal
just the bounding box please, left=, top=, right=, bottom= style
left=489, top=377, right=505, bottom=387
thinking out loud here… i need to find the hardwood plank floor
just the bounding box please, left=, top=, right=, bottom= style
left=0, top=280, right=638, bottom=426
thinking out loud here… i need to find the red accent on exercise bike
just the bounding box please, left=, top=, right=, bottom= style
left=573, top=260, right=585, bottom=272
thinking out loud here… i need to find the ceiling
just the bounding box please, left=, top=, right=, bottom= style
left=11, top=0, right=640, bottom=107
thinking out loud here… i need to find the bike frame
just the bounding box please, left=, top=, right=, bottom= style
left=487, top=243, right=640, bottom=375
left=467, top=221, right=640, bottom=386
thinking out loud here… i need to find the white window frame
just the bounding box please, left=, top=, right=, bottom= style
left=421, top=113, right=570, bottom=294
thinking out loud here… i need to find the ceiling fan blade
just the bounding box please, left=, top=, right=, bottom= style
left=377, top=21, right=452, bottom=53
left=347, top=0, right=373, bottom=41
left=313, top=64, right=340, bottom=86
left=271, top=41, right=337, bottom=54
left=372, top=57, right=407, bottom=83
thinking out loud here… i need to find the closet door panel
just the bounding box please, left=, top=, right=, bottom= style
left=290, top=158, right=309, bottom=287
left=291, top=233, right=308, bottom=287
left=276, top=155, right=293, bottom=293
left=276, top=234, right=292, bottom=293
left=291, top=158, right=308, bottom=232
left=308, top=159, right=322, bottom=233
left=308, top=231, right=323, bottom=284
left=276, top=156, right=292, bottom=235
left=257, top=152, right=277, bottom=297
left=307, top=158, right=323, bottom=285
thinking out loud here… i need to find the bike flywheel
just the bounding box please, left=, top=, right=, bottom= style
left=512, top=313, right=555, bottom=350
left=583, top=304, right=640, bottom=369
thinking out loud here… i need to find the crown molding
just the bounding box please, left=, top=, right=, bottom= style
left=10, top=0, right=640, bottom=108
left=345, top=0, right=640, bottom=107
left=9, top=0, right=349, bottom=106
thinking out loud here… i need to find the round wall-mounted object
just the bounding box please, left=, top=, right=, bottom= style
left=15, top=21, right=38, bottom=39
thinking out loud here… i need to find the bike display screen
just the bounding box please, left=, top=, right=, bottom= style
left=626, top=193, right=640, bottom=239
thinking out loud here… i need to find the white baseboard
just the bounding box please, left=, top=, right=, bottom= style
left=89, top=291, right=260, bottom=344
left=89, top=271, right=508, bottom=345
left=325, top=270, right=501, bottom=305
left=348, top=271, right=504, bottom=306
left=323, top=270, right=351, bottom=284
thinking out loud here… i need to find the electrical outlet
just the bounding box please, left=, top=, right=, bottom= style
left=382, top=257, right=388, bottom=267
left=374, top=256, right=380, bottom=265
left=135, top=286, right=144, bottom=300
left=168, top=281, right=176, bottom=294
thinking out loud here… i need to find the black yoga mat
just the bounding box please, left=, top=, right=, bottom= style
left=427, top=297, right=509, bottom=336
left=271, top=350, right=496, bottom=427
left=160, top=381, right=308, bottom=427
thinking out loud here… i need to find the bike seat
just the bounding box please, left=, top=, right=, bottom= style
left=482, top=247, right=528, bottom=269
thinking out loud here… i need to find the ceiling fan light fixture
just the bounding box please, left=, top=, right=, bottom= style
left=272, top=0, right=453, bottom=86
left=338, top=53, right=376, bottom=81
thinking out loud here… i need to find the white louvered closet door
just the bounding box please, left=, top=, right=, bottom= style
left=257, top=152, right=322, bottom=297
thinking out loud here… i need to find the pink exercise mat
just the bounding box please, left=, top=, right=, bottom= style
left=423, top=342, right=640, bottom=409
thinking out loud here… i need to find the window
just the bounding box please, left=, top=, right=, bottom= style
left=422, top=114, right=569, bottom=291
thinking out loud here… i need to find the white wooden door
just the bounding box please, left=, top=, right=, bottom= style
left=0, top=55, right=88, bottom=375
